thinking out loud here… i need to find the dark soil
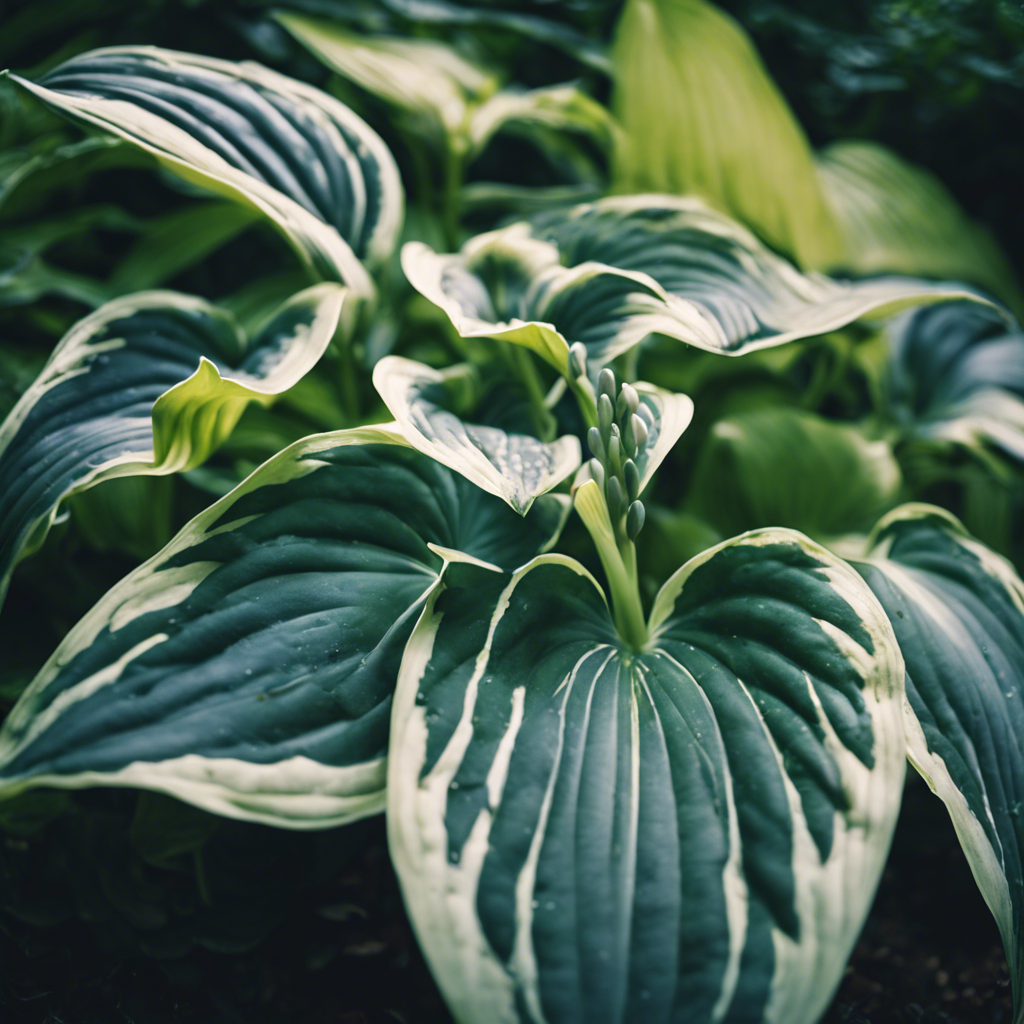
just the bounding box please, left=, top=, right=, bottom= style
left=0, top=774, right=1013, bottom=1024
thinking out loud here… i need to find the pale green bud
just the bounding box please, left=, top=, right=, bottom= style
left=627, top=499, right=645, bottom=540
left=598, top=367, right=616, bottom=401
left=624, top=459, right=640, bottom=502
left=568, top=342, right=588, bottom=379
left=632, top=413, right=649, bottom=452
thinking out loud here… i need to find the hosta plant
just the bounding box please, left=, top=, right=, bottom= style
left=2, top=1, right=1024, bottom=1022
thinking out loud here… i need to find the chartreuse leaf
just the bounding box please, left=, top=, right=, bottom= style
left=818, top=142, right=1020, bottom=313
left=389, top=532, right=906, bottom=1024
left=0, top=427, right=569, bottom=828
left=403, top=195, right=993, bottom=374
left=6, top=46, right=405, bottom=291
left=373, top=355, right=581, bottom=514
left=686, top=408, right=903, bottom=552
left=852, top=506, right=1024, bottom=1015
left=611, top=0, right=843, bottom=270
left=881, top=301, right=1024, bottom=473
left=277, top=13, right=614, bottom=176
left=274, top=13, right=496, bottom=141
left=0, top=283, right=346, bottom=611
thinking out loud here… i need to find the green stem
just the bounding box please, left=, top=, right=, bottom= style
left=442, top=143, right=465, bottom=251
left=576, top=483, right=647, bottom=649
left=512, top=346, right=556, bottom=442
left=569, top=375, right=599, bottom=431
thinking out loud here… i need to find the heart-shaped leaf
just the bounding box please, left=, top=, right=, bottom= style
left=0, top=283, right=346, bottom=611
left=0, top=427, right=569, bottom=827
left=403, top=195, right=995, bottom=373
left=853, top=506, right=1024, bottom=1015
left=389, top=532, right=905, bottom=1023
left=7, top=46, right=405, bottom=292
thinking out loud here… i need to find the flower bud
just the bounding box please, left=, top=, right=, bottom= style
left=632, top=413, right=649, bottom=453
left=598, top=367, right=616, bottom=402
left=616, top=382, right=639, bottom=421
left=587, top=426, right=605, bottom=462
left=598, top=393, right=615, bottom=445
left=624, top=459, right=640, bottom=502
left=627, top=499, right=646, bottom=540
left=607, top=475, right=624, bottom=522
left=568, top=342, right=588, bottom=380
left=589, top=457, right=605, bottom=491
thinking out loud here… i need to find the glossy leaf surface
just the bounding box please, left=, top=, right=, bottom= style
left=373, top=355, right=581, bottom=514
left=404, top=195, right=992, bottom=373
left=389, top=533, right=905, bottom=1023
left=9, top=46, right=405, bottom=290
left=0, top=284, right=345, bottom=611
left=854, top=507, right=1024, bottom=1015
left=0, top=427, right=568, bottom=827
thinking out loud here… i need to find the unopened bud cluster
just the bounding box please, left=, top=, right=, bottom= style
left=571, top=345, right=651, bottom=545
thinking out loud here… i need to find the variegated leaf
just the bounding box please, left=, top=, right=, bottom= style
left=0, top=427, right=569, bottom=827
left=882, top=301, right=1024, bottom=472
left=403, top=195, right=994, bottom=373
left=7, top=46, right=405, bottom=292
left=389, top=532, right=905, bottom=1024
left=0, top=284, right=345, bottom=611
left=852, top=506, right=1024, bottom=1018
left=373, top=355, right=581, bottom=514
left=818, top=142, right=1020, bottom=313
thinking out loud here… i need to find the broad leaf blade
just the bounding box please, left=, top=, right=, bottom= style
left=611, top=0, right=843, bottom=269
left=882, top=301, right=1024, bottom=472
left=819, top=142, right=1020, bottom=314
left=389, top=532, right=905, bottom=1023
left=853, top=506, right=1024, bottom=1014
left=8, top=46, right=405, bottom=290
left=373, top=355, right=581, bottom=514
left=0, top=427, right=566, bottom=827
left=275, top=13, right=493, bottom=138
left=685, top=408, right=903, bottom=550
left=0, top=283, right=345, bottom=611
left=405, top=196, right=997, bottom=371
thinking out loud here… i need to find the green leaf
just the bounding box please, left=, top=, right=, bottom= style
left=0, top=283, right=346, bottom=611
left=0, top=427, right=569, bottom=827
left=274, top=13, right=496, bottom=141
left=403, top=195, right=995, bottom=373
left=373, top=355, right=581, bottom=514
left=389, top=533, right=905, bottom=1023
left=7, top=46, right=405, bottom=291
left=852, top=506, right=1024, bottom=1015
left=685, top=408, right=903, bottom=551
left=819, top=142, right=1021, bottom=314
left=611, top=0, right=844, bottom=270
left=881, top=301, right=1024, bottom=476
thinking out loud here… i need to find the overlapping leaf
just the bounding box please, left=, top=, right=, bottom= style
left=7, top=46, right=405, bottom=292
left=0, top=283, right=345, bottom=610
left=685, top=408, right=903, bottom=553
left=819, top=142, right=1020, bottom=312
left=403, top=195, right=992, bottom=374
left=612, top=0, right=843, bottom=269
left=373, top=355, right=581, bottom=514
left=853, top=507, right=1024, bottom=1015
left=882, top=301, right=1024, bottom=474
left=389, top=532, right=905, bottom=1024
left=0, top=427, right=569, bottom=827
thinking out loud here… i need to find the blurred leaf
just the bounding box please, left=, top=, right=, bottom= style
left=611, top=0, right=844, bottom=269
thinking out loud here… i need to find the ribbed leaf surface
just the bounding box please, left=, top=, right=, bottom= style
left=0, top=284, right=345, bottom=611
left=389, top=532, right=905, bottom=1023
left=0, top=429, right=567, bottom=826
